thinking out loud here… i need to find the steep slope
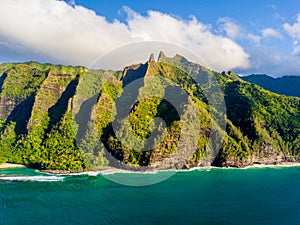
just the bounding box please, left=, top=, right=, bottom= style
left=0, top=64, right=47, bottom=134
left=219, top=80, right=300, bottom=167
left=156, top=54, right=300, bottom=167
left=0, top=63, right=88, bottom=169
left=104, top=57, right=211, bottom=169
left=0, top=56, right=299, bottom=170
left=241, top=74, right=300, bottom=98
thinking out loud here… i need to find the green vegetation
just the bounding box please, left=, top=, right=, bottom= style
left=0, top=63, right=88, bottom=170
left=0, top=55, right=299, bottom=170
left=0, top=64, right=47, bottom=99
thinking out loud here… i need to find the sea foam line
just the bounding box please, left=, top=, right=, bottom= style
left=0, top=175, right=64, bottom=182
left=60, top=169, right=160, bottom=177
left=41, top=163, right=300, bottom=177
left=55, top=167, right=215, bottom=176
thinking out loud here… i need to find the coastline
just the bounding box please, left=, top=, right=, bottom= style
left=41, top=161, right=300, bottom=176
left=0, top=163, right=26, bottom=169
left=241, top=162, right=300, bottom=169
left=2, top=162, right=300, bottom=175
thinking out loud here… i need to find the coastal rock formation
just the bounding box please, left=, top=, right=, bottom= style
left=0, top=54, right=299, bottom=171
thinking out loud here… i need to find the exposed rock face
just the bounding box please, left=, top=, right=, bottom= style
left=158, top=51, right=167, bottom=61
left=0, top=97, right=22, bottom=120
left=222, top=152, right=286, bottom=168
left=148, top=53, right=155, bottom=62
left=0, top=72, right=24, bottom=120
left=0, top=57, right=299, bottom=171
left=27, top=70, right=76, bottom=130
left=121, top=63, right=146, bottom=86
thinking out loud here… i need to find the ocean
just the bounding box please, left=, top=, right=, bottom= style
left=1, top=166, right=300, bottom=225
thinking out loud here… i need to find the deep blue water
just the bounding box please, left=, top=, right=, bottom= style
left=1, top=167, right=300, bottom=225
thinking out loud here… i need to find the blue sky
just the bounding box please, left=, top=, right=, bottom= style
left=0, top=0, right=299, bottom=76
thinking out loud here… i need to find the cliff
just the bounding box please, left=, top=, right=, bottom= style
left=0, top=56, right=299, bottom=170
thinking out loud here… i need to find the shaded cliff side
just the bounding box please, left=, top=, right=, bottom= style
left=0, top=56, right=299, bottom=170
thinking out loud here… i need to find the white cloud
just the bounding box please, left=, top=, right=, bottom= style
left=0, top=0, right=250, bottom=71
left=293, top=45, right=300, bottom=57
left=283, top=14, right=300, bottom=61
left=0, top=41, right=9, bottom=47
left=268, top=4, right=285, bottom=21
left=69, top=0, right=76, bottom=7
left=261, top=28, right=283, bottom=39
left=246, top=34, right=261, bottom=44
left=0, top=0, right=133, bottom=66
left=283, top=14, right=300, bottom=39
left=217, top=17, right=241, bottom=39
left=216, top=17, right=262, bottom=44
left=237, top=46, right=300, bottom=76
left=125, top=9, right=250, bottom=70
left=293, top=40, right=298, bottom=46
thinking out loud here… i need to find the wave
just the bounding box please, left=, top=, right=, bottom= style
left=61, top=169, right=160, bottom=177
left=59, top=167, right=215, bottom=177
left=39, top=163, right=300, bottom=177
left=0, top=175, right=64, bottom=182
left=73, top=164, right=300, bottom=176
left=241, top=163, right=300, bottom=169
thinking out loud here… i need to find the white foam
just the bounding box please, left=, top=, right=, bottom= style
left=0, top=175, right=64, bottom=182
left=40, top=163, right=300, bottom=177
left=53, top=166, right=217, bottom=176
left=64, top=169, right=159, bottom=176
left=10, top=163, right=299, bottom=180
left=241, top=163, right=300, bottom=169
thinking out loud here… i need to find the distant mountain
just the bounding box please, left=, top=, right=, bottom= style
left=0, top=56, right=299, bottom=170
left=241, top=74, right=300, bottom=98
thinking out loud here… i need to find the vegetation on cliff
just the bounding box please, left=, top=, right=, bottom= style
left=0, top=54, right=299, bottom=170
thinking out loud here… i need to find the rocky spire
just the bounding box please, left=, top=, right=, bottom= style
left=148, top=53, right=155, bottom=62
left=158, top=51, right=166, bottom=62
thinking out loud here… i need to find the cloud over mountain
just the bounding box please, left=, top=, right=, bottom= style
left=0, top=0, right=249, bottom=71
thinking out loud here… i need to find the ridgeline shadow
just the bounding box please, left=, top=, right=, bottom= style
left=0, top=73, right=7, bottom=93
left=75, top=94, right=99, bottom=142
left=6, top=93, right=36, bottom=135
left=47, top=74, right=80, bottom=132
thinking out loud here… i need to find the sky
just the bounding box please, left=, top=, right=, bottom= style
left=0, top=0, right=299, bottom=76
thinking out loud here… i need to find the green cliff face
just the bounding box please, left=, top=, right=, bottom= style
left=0, top=55, right=299, bottom=170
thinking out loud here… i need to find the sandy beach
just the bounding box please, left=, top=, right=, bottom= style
left=0, top=163, right=25, bottom=169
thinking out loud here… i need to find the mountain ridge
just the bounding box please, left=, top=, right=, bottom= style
left=0, top=54, right=299, bottom=170
left=241, top=74, right=300, bottom=98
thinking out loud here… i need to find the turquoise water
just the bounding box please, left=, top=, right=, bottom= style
left=1, top=167, right=300, bottom=225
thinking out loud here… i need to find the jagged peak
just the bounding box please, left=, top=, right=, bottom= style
left=158, top=51, right=166, bottom=62
left=157, top=52, right=189, bottom=64
left=221, top=70, right=241, bottom=81
left=174, top=53, right=184, bottom=59
left=148, top=53, right=155, bottom=62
